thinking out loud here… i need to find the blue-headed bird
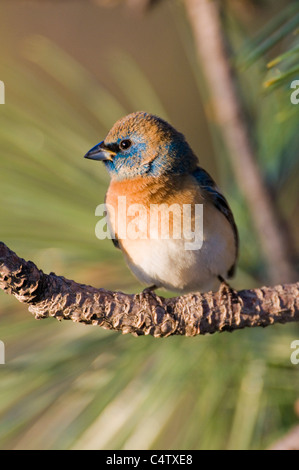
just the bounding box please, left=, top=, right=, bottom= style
left=85, top=112, right=238, bottom=294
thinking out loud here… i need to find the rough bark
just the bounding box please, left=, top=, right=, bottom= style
left=0, top=242, right=298, bottom=337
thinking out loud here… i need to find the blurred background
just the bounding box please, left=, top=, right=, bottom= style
left=0, top=0, right=298, bottom=450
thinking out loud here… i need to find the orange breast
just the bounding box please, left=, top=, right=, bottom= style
left=105, top=174, right=205, bottom=241
left=106, top=174, right=205, bottom=205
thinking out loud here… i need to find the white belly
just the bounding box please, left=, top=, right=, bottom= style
left=107, top=199, right=236, bottom=294
left=121, top=237, right=220, bottom=293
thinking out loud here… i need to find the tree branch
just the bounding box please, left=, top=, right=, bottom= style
left=0, top=242, right=298, bottom=337
left=183, top=0, right=297, bottom=285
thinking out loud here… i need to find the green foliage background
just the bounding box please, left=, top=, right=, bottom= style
left=0, top=0, right=298, bottom=450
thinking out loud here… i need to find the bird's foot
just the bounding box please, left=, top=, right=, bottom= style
left=142, top=284, right=158, bottom=294
left=140, top=285, right=162, bottom=304
left=217, top=276, right=238, bottom=301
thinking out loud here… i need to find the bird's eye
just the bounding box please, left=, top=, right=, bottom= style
left=119, top=139, right=132, bottom=150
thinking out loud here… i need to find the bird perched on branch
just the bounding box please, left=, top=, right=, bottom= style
left=85, top=112, right=238, bottom=294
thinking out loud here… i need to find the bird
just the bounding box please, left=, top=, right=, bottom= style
left=84, top=111, right=238, bottom=294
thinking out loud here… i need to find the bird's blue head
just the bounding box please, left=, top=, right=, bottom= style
left=84, top=112, right=198, bottom=181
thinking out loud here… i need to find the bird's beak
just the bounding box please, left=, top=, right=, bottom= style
left=84, top=141, right=115, bottom=161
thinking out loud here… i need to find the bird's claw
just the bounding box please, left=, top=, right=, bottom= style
left=218, top=276, right=238, bottom=301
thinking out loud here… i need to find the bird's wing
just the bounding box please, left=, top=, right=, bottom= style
left=111, top=236, right=120, bottom=250
left=104, top=191, right=121, bottom=250
left=192, top=167, right=239, bottom=277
